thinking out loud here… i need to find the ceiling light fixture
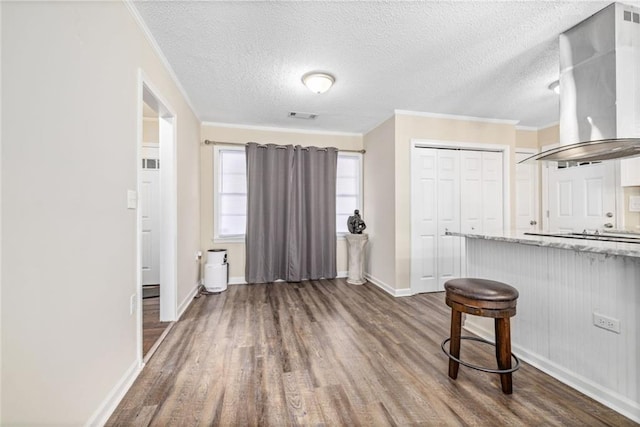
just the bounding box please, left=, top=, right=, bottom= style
left=302, top=72, right=335, bottom=94
left=548, top=80, right=560, bottom=94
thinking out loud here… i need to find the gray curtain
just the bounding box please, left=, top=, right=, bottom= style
left=245, top=143, right=338, bottom=283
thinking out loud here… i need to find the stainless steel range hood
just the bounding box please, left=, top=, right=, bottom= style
left=523, top=3, right=640, bottom=163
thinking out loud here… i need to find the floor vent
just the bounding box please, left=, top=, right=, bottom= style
left=288, top=111, right=317, bottom=120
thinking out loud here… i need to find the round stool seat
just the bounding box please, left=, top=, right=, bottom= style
left=445, top=278, right=518, bottom=302
left=445, top=278, right=518, bottom=318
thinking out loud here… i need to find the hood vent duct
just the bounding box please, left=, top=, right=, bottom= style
left=523, top=3, right=640, bottom=163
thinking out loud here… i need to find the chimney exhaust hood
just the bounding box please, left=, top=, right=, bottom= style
left=523, top=3, right=640, bottom=163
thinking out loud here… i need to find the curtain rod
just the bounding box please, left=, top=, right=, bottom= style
left=203, top=139, right=365, bottom=154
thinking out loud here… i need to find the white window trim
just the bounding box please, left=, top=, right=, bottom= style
left=213, top=144, right=246, bottom=243
left=213, top=148, right=364, bottom=242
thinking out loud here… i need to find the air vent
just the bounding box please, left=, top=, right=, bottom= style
left=288, top=111, right=317, bottom=120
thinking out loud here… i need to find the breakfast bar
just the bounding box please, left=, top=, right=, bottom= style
left=448, top=231, right=640, bottom=422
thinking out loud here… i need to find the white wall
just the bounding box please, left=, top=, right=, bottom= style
left=1, top=2, right=200, bottom=424
left=363, top=117, right=396, bottom=290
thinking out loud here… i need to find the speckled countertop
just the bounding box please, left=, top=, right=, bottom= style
left=447, top=230, right=640, bottom=259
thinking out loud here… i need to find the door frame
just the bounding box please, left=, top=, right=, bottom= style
left=136, top=70, right=178, bottom=363
left=410, top=139, right=511, bottom=295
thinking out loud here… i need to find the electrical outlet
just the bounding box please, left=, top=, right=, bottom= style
left=130, top=294, right=136, bottom=315
left=593, top=312, right=620, bottom=333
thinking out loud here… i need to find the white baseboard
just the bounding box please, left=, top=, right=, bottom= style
left=464, top=322, right=640, bottom=423
left=364, top=273, right=412, bottom=297
left=177, top=282, right=199, bottom=319
left=85, top=359, right=143, bottom=427
left=336, top=270, right=348, bottom=278
left=228, top=276, right=246, bottom=285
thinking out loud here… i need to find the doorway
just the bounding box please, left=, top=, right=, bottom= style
left=137, top=74, right=178, bottom=362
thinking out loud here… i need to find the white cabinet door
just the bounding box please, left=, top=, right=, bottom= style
left=621, top=157, right=640, bottom=187
left=141, top=145, right=161, bottom=285
left=515, top=152, right=539, bottom=232
left=411, top=148, right=439, bottom=293
left=548, top=161, right=616, bottom=232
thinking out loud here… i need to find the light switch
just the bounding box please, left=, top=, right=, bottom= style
left=127, top=190, right=138, bottom=209
left=630, top=196, right=640, bottom=212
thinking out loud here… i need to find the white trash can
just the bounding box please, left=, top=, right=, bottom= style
left=204, top=249, right=228, bottom=292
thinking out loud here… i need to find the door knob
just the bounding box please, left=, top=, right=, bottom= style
left=529, top=220, right=537, bottom=226
left=604, top=223, right=613, bottom=228
left=606, top=212, right=614, bottom=218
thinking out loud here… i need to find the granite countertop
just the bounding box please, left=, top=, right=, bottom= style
left=447, top=230, right=640, bottom=258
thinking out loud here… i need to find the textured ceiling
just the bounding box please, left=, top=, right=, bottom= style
left=133, top=1, right=629, bottom=133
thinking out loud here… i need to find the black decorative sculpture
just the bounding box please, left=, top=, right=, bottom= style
left=347, top=209, right=367, bottom=234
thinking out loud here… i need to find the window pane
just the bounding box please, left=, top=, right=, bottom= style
left=336, top=214, right=350, bottom=233
left=221, top=173, right=246, bottom=194
left=337, top=195, right=357, bottom=215
left=220, top=194, right=247, bottom=215
left=337, top=156, right=358, bottom=177
left=336, top=177, right=357, bottom=195
left=219, top=215, right=246, bottom=236
left=221, top=150, right=246, bottom=174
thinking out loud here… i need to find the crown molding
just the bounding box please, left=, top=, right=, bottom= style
left=394, top=109, right=519, bottom=125
left=124, top=0, right=200, bottom=121
left=201, top=121, right=363, bottom=137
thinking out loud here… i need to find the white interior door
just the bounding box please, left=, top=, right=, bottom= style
left=515, top=152, right=539, bottom=232
left=548, top=161, right=616, bottom=232
left=141, top=145, right=160, bottom=285
left=411, top=148, right=438, bottom=293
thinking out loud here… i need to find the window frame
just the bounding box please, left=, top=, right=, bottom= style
left=336, top=152, right=364, bottom=238
left=212, top=147, right=364, bottom=242
left=213, top=145, right=247, bottom=243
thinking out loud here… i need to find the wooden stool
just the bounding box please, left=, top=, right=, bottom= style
left=441, top=278, right=520, bottom=394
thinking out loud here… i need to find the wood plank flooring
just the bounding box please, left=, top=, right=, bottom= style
left=143, top=295, right=171, bottom=357
left=109, top=279, right=636, bottom=426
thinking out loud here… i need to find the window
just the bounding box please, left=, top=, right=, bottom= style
left=214, top=146, right=247, bottom=239
left=336, top=153, right=363, bottom=234
left=214, top=148, right=362, bottom=240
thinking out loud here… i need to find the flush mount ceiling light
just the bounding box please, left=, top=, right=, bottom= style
left=302, top=72, right=335, bottom=94
left=548, top=80, right=560, bottom=94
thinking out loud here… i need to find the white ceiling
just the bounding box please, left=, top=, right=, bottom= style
left=133, top=1, right=626, bottom=134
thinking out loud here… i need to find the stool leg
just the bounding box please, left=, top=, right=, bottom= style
left=495, top=317, right=512, bottom=394
left=448, top=309, right=462, bottom=379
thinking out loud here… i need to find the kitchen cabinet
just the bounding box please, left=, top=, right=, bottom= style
left=621, top=157, right=640, bottom=187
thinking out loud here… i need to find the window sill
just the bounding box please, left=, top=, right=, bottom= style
left=212, top=236, right=245, bottom=244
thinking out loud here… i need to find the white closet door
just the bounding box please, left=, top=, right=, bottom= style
left=410, top=148, right=439, bottom=293
left=436, top=150, right=461, bottom=289
left=460, top=151, right=483, bottom=233
left=481, top=151, right=504, bottom=234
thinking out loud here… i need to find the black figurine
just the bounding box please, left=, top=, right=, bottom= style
left=347, top=209, right=367, bottom=234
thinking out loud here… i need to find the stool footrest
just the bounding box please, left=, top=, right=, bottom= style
left=441, top=336, right=520, bottom=374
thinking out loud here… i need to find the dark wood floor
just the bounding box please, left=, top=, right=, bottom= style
left=110, top=279, right=635, bottom=426
left=143, top=293, right=171, bottom=357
